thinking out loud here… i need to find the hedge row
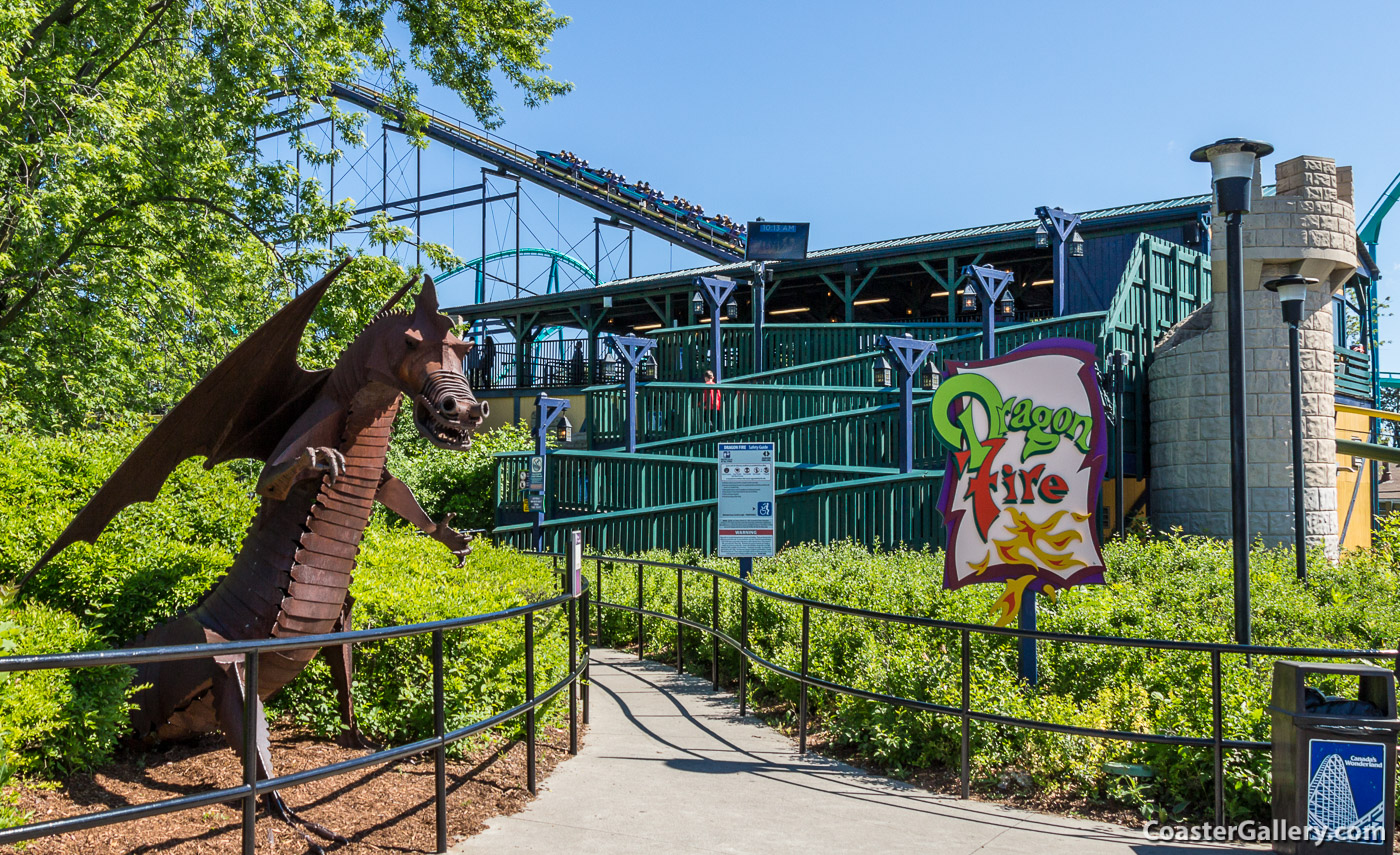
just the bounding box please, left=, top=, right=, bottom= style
left=0, top=422, right=557, bottom=786
left=590, top=527, right=1400, bottom=823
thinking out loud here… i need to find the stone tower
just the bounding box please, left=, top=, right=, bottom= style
left=1148, top=155, right=1358, bottom=556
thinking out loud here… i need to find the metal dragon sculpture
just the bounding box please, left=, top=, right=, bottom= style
left=23, top=261, right=487, bottom=848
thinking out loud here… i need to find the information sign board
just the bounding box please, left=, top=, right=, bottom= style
left=717, top=443, right=776, bottom=557
left=525, top=454, right=545, bottom=513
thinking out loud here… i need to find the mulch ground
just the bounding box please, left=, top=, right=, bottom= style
left=6, top=722, right=578, bottom=854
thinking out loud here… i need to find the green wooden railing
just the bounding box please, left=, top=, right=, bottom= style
left=1335, top=347, right=1374, bottom=401
left=650, top=322, right=973, bottom=382
left=930, top=312, right=1110, bottom=367
left=493, top=470, right=945, bottom=554
left=587, top=382, right=923, bottom=447
left=494, top=450, right=884, bottom=520
left=1098, top=234, right=1211, bottom=474
left=634, top=398, right=945, bottom=470
left=731, top=351, right=886, bottom=387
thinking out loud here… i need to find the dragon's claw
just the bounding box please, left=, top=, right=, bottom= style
left=302, top=446, right=346, bottom=483
left=432, top=512, right=475, bottom=566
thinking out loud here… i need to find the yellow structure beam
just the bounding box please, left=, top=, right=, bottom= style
left=1336, top=403, right=1400, bottom=422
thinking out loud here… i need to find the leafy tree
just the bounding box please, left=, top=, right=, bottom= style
left=0, top=0, right=570, bottom=429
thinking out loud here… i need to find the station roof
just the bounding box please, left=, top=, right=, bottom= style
left=446, top=189, right=1230, bottom=329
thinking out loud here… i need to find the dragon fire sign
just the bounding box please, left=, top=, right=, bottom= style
left=931, top=338, right=1108, bottom=625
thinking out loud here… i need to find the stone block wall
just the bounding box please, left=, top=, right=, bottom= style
left=1149, top=155, right=1357, bottom=557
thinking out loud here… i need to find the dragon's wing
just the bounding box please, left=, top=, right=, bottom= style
left=24, top=259, right=351, bottom=580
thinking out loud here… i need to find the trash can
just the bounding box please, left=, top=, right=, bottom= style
left=1271, top=660, right=1398, bottom=854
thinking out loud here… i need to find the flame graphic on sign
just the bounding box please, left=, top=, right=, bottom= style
left=991, top=509, right=1091, bottom=574
left=990, top=577, right=1062, bottom=627
left=990, top=575, right=1037, bottom=626
left=969, top=551, right=990, bottom=576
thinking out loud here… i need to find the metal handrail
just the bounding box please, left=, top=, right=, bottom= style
left=0, top=576, right=591, bottom=855
left=582, top=551, right=1400, bottom=823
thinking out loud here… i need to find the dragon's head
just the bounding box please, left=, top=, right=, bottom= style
left=376, top=276, right=488, bottom=450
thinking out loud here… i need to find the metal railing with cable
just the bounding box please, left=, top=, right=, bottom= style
left=580, top=551, right=1400, bottom=825
left=0, top=573, right=590, bottom=855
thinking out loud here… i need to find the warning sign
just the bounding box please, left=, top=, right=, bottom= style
left=718, top=443, right=775, bottom=558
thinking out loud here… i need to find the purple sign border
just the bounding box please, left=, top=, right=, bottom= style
left=936, top=337, right=1109, bottom=592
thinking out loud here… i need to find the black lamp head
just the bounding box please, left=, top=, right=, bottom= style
left=1263, top=273, right=1316, bottom=326
left=1190, top=138, right=1274, bottom=214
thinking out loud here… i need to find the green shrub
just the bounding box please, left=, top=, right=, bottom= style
left=386, top=420, right=536, bottom=531
left=591, top=534, right=1400, bottom=822
left=273, top=529, right=570, bottom=753
left=0, top=423, right=568, bottom=779
left=0, top=601, right=133, bottom=778
left=0, top=423, right=255, bottom=642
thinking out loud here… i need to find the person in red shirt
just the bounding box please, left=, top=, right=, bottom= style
left=702, top=370, right=721, bottom=431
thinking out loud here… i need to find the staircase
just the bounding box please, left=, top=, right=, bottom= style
left=492, top=234, right=1213, bottom=554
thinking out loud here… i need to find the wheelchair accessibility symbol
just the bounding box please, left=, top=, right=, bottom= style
left=757, top=501, right=772, bottom=517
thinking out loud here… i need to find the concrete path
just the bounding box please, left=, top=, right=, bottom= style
left=454, top=648, right=1253, bottom=854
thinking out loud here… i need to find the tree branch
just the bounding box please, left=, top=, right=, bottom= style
left=89, top=0, right=174, bottom=88
left=0, top=204, right=125, bottom=332
left=147, top=196, right=282, bottom=261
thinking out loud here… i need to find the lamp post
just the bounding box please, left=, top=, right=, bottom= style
left=878, top=335, right=937, bottom=473
left=532, top=394, right=570, bottom=553
left=1264, top=273, right=1316, bottom=582
left=964, top=264, right=1042, bottom=684
left=751, top=261, right=768, bottom=374
left=1191, top=137, right=1273, bottom=645
left=962, top=265, right=1015, bottom=360
left=694, top=277, right=738, bottom=383
left=1111, top=349, right=1129, bottom=538
left=1035, top=206, right=1085, bottom=317
left=606, top=335, right=657, bottom=453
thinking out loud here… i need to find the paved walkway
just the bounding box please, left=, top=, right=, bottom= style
left=454, top=649, right=1253, bottom=854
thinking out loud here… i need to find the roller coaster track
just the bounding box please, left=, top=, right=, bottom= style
left=437, top=247, right=596, bottom=298
left=327, top=81, right=744, bottom=264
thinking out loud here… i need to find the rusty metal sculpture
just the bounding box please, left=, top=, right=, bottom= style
left=24, top=261, right=487, bottom=848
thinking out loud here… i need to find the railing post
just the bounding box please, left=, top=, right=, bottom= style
left=525, top=612, right=536, bottom=795
left=433, top=629, right=447, bottom=854
left=799, top=604, right=809, bottom=754
left=711, top=574, right=720, bottom=691
left=568, top=593, right=578, bottom=756
left=637, top=563, right=645, bottom=661
left=241, top=651, right=258, bottom=855
left=739, top=586, right=749, bottom=717
left=960, top=628, right=970, bottom=800
left=581, top=582, right=591, bottom=726
left=596, top=559, right=603, bottom=646
left=676, top=565, right=684, bottom=674
left=1212, top=649, right=1223, bottom=827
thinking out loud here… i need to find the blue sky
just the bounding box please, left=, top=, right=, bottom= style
left=390, top=1, right=1400, bottom=368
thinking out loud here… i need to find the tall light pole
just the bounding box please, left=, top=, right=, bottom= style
left=964, top=264, right=1035, bottom=684
left=607, top=335, right=657, bottom=453
left=1112, top=349, right=1129, bottom=538
left=1264, top=273, right=1316, bottom=582
left=532, top=394, right=570, bottom=553
left=878, top=335, right=937, bottom=473
left=1191, top=138, right=1273, bottom=645
left=1034, top=206, right=1085, bottom=317
left=962, top=264, right=1015, bottom=360
left=694, top=276, right=737, bottom=383
left=751, top=261, right=769, bottom=374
